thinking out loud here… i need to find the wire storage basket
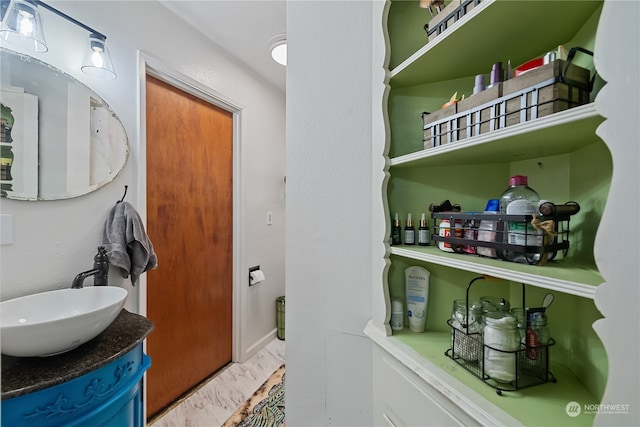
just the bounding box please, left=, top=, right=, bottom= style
left=445, top=277, right=556, bottom=395
left=431, top=210, right=573, bottom=265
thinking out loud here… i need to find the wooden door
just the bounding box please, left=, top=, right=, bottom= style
left=145, top=75, right=233, bottom=418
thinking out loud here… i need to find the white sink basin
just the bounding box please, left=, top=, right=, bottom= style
left=1, top=287, right=128, bottom=357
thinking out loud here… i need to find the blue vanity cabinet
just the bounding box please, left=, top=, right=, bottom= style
left=2, top=345, right=151, bottom=427
left=1, top=310, right=154, bottom=427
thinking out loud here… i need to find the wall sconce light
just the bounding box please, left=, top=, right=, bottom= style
left=0, top=0, right=116, bottom=79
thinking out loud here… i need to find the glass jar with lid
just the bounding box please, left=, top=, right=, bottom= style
left=480, top=296, right=510, bottom=314
left=483, top=311, right=521, bottom=383
left=510, top=307, right=526, bottom=341
left=525, top=309, right=550, bottom=360
left=450, top=299, right=483, bottom=362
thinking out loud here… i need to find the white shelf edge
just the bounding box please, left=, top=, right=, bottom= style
left=365, top=320, right=523, bottom=427
left=390, top=247, right=598, bottom=299
left=390, top=103, right=600, bottom=167
left=389, top=0, right=495, bottom=79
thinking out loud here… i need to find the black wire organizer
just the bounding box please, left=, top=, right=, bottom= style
left=422, top=48, right=595, bottom=149
left=445, top=276, right=557, bottom=395
left=431, top=209, right=576, bottom=265
left=423, top=0, right=482, bottom=40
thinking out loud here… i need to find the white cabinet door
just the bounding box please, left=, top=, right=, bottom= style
left=373, top=346, right=481, bottom=427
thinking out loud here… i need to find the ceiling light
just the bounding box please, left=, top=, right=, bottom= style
left=0, top=0, right=116, bottom=79
left=269, top=34, right=287, bottom=67
left=0, top=0, right=47, bottom=52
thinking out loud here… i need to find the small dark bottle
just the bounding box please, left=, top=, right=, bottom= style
left=391, top=213, right=402, bottom=245
left=418, top=213, right=429, bottom=246
left=404, top=213, right=416, bottom=245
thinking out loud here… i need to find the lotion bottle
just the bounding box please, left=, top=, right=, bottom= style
left=405, top=266, right=430, bottom=332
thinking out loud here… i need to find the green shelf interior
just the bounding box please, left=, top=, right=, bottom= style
left=389, top=0, right=603, bottom=87
left=388, top=257, right=608, bottom=411
left=387, top=137, right=613, bottom=269
left=393, top=329, right=601, bottom=426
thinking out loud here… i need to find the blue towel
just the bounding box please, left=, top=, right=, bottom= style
left=103, top=201, right=158, bottom=285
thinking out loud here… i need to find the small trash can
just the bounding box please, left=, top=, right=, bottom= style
left=276, top=296, right=285, bottom=341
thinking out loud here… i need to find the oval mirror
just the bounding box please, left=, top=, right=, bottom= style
left=0, top=48, right=128, bottom=200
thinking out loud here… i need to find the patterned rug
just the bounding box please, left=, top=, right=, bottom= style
left=221, top=364, right=285, bottom=427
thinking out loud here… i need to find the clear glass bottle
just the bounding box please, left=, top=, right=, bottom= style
left=483, top=311, right=520, bottom=383
left=500, top=175, right=543, bottom=263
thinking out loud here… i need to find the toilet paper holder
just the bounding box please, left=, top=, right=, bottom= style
left=249, top=265, right=266, bottom=286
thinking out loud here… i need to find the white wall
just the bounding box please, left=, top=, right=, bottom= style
left=286, top=1, right=374, bottom=425
left=0, top=1, right=285, bottom=363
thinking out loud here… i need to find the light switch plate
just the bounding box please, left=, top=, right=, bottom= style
left=1, top=214, right=14, bottom=245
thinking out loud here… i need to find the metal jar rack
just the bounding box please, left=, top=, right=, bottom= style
left=445, top=276, right=557, bottom=395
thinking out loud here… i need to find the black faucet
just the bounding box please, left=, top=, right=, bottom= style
left=71, top=246, right=110, bottom=289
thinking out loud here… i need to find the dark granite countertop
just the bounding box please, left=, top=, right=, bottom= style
left=1, top=309, right=154, bottom=400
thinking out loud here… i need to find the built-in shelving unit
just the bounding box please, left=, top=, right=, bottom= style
left=371, top=0, right=611, bottom=425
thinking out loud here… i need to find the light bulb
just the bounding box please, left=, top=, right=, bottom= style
left=91, top=50, right=104, bottom=68
left=16, top=9, right=35, bottom=36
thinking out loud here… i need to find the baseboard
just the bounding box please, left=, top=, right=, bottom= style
left=238, top=328, right=278, bottom=363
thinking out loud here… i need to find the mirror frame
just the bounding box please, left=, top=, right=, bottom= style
left=1, top=48, right=129, bottom=201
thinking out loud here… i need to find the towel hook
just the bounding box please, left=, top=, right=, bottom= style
left=117, top=185, right=128, bottom=204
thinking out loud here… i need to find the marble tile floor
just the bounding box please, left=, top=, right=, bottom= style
left=149, top=338, right=285, bottom=427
